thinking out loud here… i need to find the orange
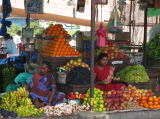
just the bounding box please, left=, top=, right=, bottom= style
left=149, top=105, right=153, bottom=109
left=144, top=104, right=149, bottom=108
left=65, top=49, right=69, bottom=52
left=140, top=103, right=143, bottom=106
left=148, top=102, right=153, bottom=105
left=148, top=97, right=153, bottom=102
left=154, top=102, right=159, bottom=105
left=141, top=96, right=146, bottom=100
left=57, top=49, right=61, bottom=51
left=153, top=105, right=157, bottom=109
left=154, top=98, right=159, bottom=102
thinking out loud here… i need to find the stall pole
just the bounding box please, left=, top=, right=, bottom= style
left=26, top=13, right=31, bottom=63
left=90, top=0, right=95, bottom=111
left=143, top=7, right=148, bottom=67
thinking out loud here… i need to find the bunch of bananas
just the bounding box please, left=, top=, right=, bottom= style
left=17, top=98, right=32, bottom=106
left=0, top=87, right=44, bottom=117
left=2, top=67, right=16, bottom=91
left=146, top=33, right=160, bottom=58
left=15, top=105, right=44, bottom=117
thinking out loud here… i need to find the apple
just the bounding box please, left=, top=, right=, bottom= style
left=69, top=59, right=74, bottom=64
left=148, top=89, right=152, bottom=93
left=128, top=84, right=133, bottom=88
left=119, top=106, right=123, bottom=110
left=131, top=89, right=136, bottom=93
left=151, top=92, right=155, bottom=96
left=119, top=93, right=123, bottom=97
left=112, top=90, right=117, bottom=95
left=115, top=106, right=120, bottom=110
left=116, top=90, right=121, bottom=94
left=146, top=93, right=150, bottom=97
left=107, top=91, right=112, bottom=95
left=130, top=93, right=135, bottom=97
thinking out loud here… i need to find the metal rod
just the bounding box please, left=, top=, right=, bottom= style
left=129, top=0, right=132, bottom=42
left=143, top=7, right=148, bottom=67
left=26, top=13, right=31, bottom=63
left=90, top=0, right=95, bottom=111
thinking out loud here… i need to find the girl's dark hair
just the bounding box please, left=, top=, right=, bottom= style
left=97, top=53, right=108, bottom=62
left=42, top=61, right=52, bottom=71
left=5, top=34, right=11, bottom=39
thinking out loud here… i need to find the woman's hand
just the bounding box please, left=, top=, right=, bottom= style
left=113, top=77, right=120, bottom=81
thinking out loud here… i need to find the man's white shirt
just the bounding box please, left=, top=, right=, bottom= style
left=13, top=35, right=22, bottom=45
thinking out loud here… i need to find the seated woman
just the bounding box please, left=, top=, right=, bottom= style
left=29, top=61, right=65, bottom=108
left=94, top=53, right=127, bottom=91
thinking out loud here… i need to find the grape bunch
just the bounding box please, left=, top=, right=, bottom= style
left=0, top=108, right=18, bottom=118
left=115, top=64, right=149, bottom=83
left=66, top=66, right=90, bottom=85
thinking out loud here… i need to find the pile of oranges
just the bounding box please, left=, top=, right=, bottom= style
left=139, top=96, right=160, bottom=109
left=41, top=35, right=81, bottom=57
left=43, top=24, right=70, bottom=36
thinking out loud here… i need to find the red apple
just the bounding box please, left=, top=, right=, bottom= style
left=151, top=92, right=155, bottom=96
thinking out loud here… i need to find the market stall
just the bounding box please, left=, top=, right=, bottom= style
left=1, top=0, right=160, bottom=118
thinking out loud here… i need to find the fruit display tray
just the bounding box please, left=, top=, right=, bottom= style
left=35, top=35, right=71, bottom=40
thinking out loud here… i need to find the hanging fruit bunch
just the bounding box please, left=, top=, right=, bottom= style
left=2, top=67, right=16, bottom=91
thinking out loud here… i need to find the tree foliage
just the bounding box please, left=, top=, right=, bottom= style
left=7, top=23, right=22, bottom=36
left=30, top=20, right=45, bottom=35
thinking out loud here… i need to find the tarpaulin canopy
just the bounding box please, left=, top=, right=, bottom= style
left=0, top=5, right=108, bottom=30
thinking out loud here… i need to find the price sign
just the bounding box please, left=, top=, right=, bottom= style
left=22, top=28, right=34, bottom=38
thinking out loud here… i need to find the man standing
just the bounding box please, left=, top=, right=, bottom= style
left=13, top=30, right=22, bottom=48
left=3, top=34, right=19, bottom=58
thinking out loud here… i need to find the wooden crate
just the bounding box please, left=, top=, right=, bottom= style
left=146, top=67, right=160, bottom=78
left=57, top=83, right=90, bottom=95
left=130, top=82, right=148, bottom=89
left=146, top=57, right=160, bottom=67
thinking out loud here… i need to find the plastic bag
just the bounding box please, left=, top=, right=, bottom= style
left=57, top=72, right=67, bottom=84
left=147, top=8, right=160, bottom=17
left=5, top=84, right=21, bottom=92
left=14, top=72, right=33, bottom=84
left=149, top=23, right=160, bottom=40
left=155, top=78, right=160, bottom=91
left=107, top=7, right=123, bottom=33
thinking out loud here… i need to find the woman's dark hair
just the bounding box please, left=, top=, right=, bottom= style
left=97, top=53, right=108, bottom=62
left=5, top=34, right=11, bottom=39
left=42, top=61, right=52, bottom=71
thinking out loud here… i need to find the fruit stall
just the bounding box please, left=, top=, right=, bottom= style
left=1, top=22, right=158, bottom=118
